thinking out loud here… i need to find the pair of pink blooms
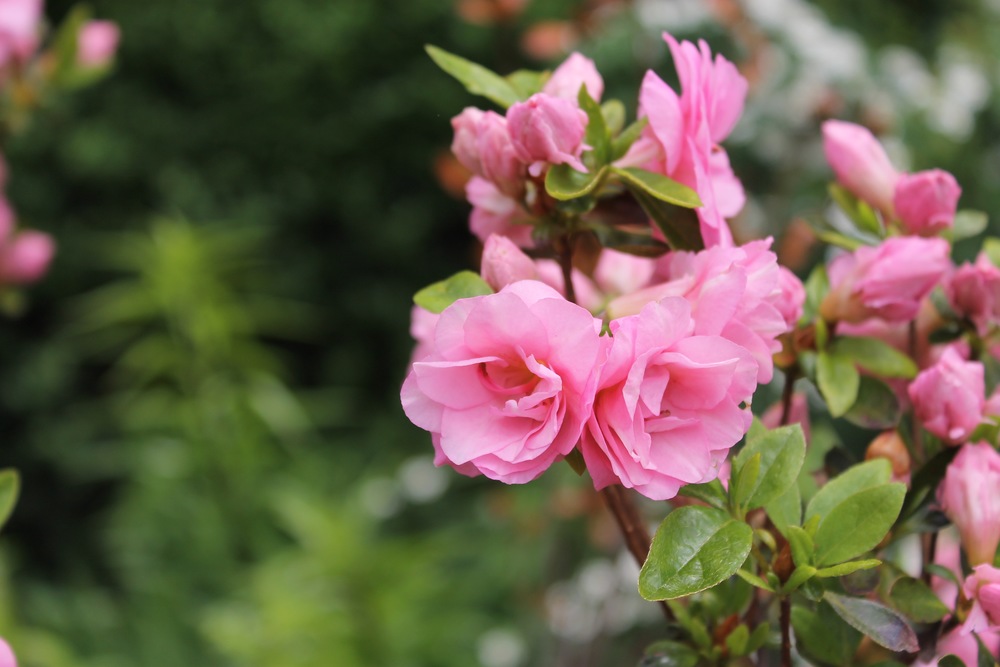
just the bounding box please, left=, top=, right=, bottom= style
left=823, top=120, right=962, bottom=236
left=0, top=0, right=118, bottom=71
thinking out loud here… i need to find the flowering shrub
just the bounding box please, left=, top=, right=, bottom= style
left=403, top=32, right=1000, bottom=667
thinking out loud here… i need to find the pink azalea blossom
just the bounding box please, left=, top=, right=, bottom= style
left=408, top=305, right=439, bottom=364
left=451, top=107, right=486, bottom=175
left=401, top=281, right=604, bottom=483
left=580, top=297, right=757, bottom=500
left=0, top=0, right=41, bottom=67
left=0, top=229, right=54, bottom=283
left=822, top=236, right=951, bottom=323
left=477, top=111, right=527, bottom=198
left=894, top=169, right=962, bottom=236
left=0, top=638, right=13, bottom=667
left=909, top=348, right=984, bottom=445
left=938, top=442, right=1000, bottom=565
left=480, top=234, right=537, bottom=291
left=774, top=266, right=806, bottom=329
left=465, top=177, right=534, bottom=247
left=963, top=564, right=1000, bottom=634
left=507, top=93, right=589, bottom=177
left=592, top=249, right=657, bottom=300
left=822, top=120, right=900, bottom=216
left=607, top=239, right=789, bottom=383
left=913, top=625, right=1000, bottom=666
left=947, top=252, right=1000, bottom=336
left=76, top=20, right=120, bottom=68
left=542, top=52, right=603, bottom=102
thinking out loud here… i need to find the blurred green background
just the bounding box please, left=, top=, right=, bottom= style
left=1, top=0, right=998, bottom=665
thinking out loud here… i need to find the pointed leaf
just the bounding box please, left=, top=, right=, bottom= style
left=629, top=188, right=704, bottom=251
left=731, top=452, right=761, bottom=509
left=545, top=164, right=606, bottom=201
left=579, top=87, right=610, bottom=165
left=814, top=559, right=882, bottom=578
left=889, top=576, right=949, bottom=623
left=0, top=469, right=19, bottom=529
left=787, top=525, right=816, bottom=568
left=939, top=657, right=967, bottom=667
left=733, top=424, right=807, bottom=510
left=975, top=634, right=996, bottom=667
left=639, top=506, right=754, bottom=600
left=813, top=483, right=905, bottom=566
left=765, top=481, right=802, bottom=537
left=792, top=600, right=863, bottom=667
left=817, top=349, right=861, bottom=417
left=612, top=167, right=702, bottom=208
left=736, top=568, right=774, bottom=592
left=829, top=183, right=883, bottom=237
left=677, top=479, right=728, bottom=511
left=806, top=459, right=892, bottom=523
left=425, top=45, right=520, bottom=108
left=830, top=336, right=917, bottom=379
left=611, top=117, right=649, bottom=161
left=824, top=592, right=919, bottom=653
left=413, top=271, right=493, bottom=313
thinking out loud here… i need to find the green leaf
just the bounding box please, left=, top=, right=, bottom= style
left=731, top=452, right=761, bottom=510
left=639, top=506, right=754, bottom=600
left=0, top=469, right=19, bottom=529
left=975, top=633, right=997, bottom=667
left=413, top=271, right=494, bottom=313
left=806, top=458, right=892, bottom=523
left=545, top=164, right=607, bottom=201
left=505, top=69, right=549, bottom=99
left=900, top=446, right=959, bottom=521
left=612, top=167, right=702, bottom=208
left=816, top=229, right=867, bottom=251
left=787, top=525, right=815, bottom=568
left=579, top=87, right=610, bottom=165
left=842, top=376, right=903, bottom=430
left=824, top=592, right=919, bottom=653
left=736, top=568, right=774, bottom=592
left=817, top=349, right=861, bottom=417
left=829, top=183, right=883, bottom=237
left=425, top=45, right=520, bottom=108
left=639, top=640, right=700, bottom=667
left=925, top=563, right=962, bottom=589
left=889, top=576, right=949, bottom=623
left=677, top=479, right=727, bottom=511
left=564, top=449, right=587, bottom=476
left=813, top=483, right=905, bottom=566
left=781, top=565, right=818, bottom=593
left=724, top=624, right=750, bottom=657
left=801, top=264, right=830, bottom=325
left=600, top=99, right=626, bottom=135
left=628, top=187, right=704, bottom=251
left=813, top=559, right=881, bottom=578
left=939, top=656, right=967, bottom=667
left=611, top=117, right=648, bottom=161
left=764, top=481, right=802, bottom=537
left=746, top=623, right=769, bottom=654
left=586, top=223, right=670, bottom=258
left=733, top=424, right=807, bottom=510
left=792, top=600, right=863, bottom=667
left=984, top=237, right=1000, bottom=267
left=951, top=210, right=989, bottom=242
left=830, top=336, right=918, bottom=379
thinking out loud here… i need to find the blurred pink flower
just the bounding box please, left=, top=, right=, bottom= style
left=913, top=626, right=999, bottom=667
left=0, top=638, right=13, bottom=667
left=0, top=0, right=42, bottom=67
left=408, top=305, right=439, bottom=364
left=963, top=564, right=1000, bottom=634
left=0, top=229, right=54, bottom=284
left=479, top=234, right=536, bottom=291
left=76, top=19, right=120, bottom=68
left=908, top=347, right=984, bottom=445
left=580, top=297, right=756, bottom=500
left=894, top=169, right=961, bottom=236
left=774, top=266, right=806, bottom=329
left=451, top=107, right=486, bottom=175
left=822, top=120, right=899, bottom=216
left=507, top=93, right=589, bottom=176
left=542, top=51, right=603, bottom=102
left=947, top=252, right=1000, bottom=336
left=938, top=442, right=1000, bottom=565
left=401, top=281, right=604, bottom=483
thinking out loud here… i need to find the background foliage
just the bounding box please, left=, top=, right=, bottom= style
left=1, top=0, right=998, bottom=665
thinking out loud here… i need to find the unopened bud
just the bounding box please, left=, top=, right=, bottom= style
left=865, top=430, right=911, bottom=479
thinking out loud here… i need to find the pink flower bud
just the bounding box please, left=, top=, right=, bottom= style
left=476, top=111, right=526, bottom=199
left=77, top=20, right=120, bottom=68
left=542, top=52, right=604, bottom=102
left=947, top=252, right=1000, bottom=336
left=963, top=564, right=1000, bottom=634
left=821, top=236, right=951, bottom=323
left=0, top=230, right=55, bottom=284
left=480, top=234, right=537, bottom=291
left=913, top=626, right=1000, bottom=667
left=507, top=93, right=588, bottom=177
left=822, top=120, right=900, bottom=216
left=893, top=169, right=961, bottom=236
left=0, top=0, right=42, bottom=65
left=0, top=637, right=14, bottom=667
left=938, top=442, right=1000, bottom=565
left=909, top=348, right=984, bottom=445
left=774, top=266, right=805, bottom=329
left=451, top=107, right=486, bottom=175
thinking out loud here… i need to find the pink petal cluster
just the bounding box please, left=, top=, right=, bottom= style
left=507, top=93, right=589, bottom=176
left=962, top=564, right=1000, bottom=634
left=76, top=19, right=120, bottom=69
left=822, top=120, right=900, bottom=216
left=465, top=177, right=533, bottom=247
left=938, top=442, right=1000, bottom=566
left=580, top=297, right=756, bottom=500
left=947, top=252, right=1000, bottom=336
left=0, top=638, right=13, bottom=667
left=401, top=281, right=604, bottom=483
left=452, top=108, right=526, bottom=199
left=0, top=0, right=42, bottom=68
left=607, top=239, right=793, bottom=383
left=822, top=236, right=951, bottom=323
left=627, top=33, right=748, bottom=246
left=908, top=347, right=984, bottom=446
left=914, top=626, right=1000, bottom=667
left=894, top=169, right=962, bottom=236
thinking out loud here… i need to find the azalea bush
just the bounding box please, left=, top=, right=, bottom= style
left=402, top=32, right=1000, bottom=667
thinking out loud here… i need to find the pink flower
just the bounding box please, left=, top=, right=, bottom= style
left=893, top=169, right=961, bottom=236
left=914, top=626, right=1000, bottom=667
left=542, top=52, right=603, bottom=102
left=963, top=564, right=1000, bottom=634
left=477, top=112, right=526, bottom=199
left=451, top=107, right=486, bottom=175
left=0, top=638, right=13, bottom=667
left=480, top=234, right=537, bottom=291
left=580, top=297, right=756, bottom=500
left=822, top=120, right=900, bottom=216
left=593, top=249, right=656, bottom=300
left=0, top=229, right=54, bottom=284
left=607, top=239, right=788, bottom=383
left=909, top=348, right=984, bottom=445
left=401, top=281, right=604, bottom=483
left=938, top=442, right=1000, bottom=565
left=465, top=177, right=534, bottom=247
left=76, top=20, right=120, bottom=68
left=408, top=305, right=439, bottom=364
left=0, top=0, right=42, bottom=67
left=947, top=252, right=1000, bottom=336
left=822, top=236, right=951, bottom=323
left=775, top=266, right=806, bottom=329
left=507, top=93, right=589, bottom=177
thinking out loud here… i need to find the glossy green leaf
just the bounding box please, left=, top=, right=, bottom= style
left=830, top=336, right=917, bottom=379
left=639, top=640, right=700, bottom=667
left=639, top=506, right=754, bottom=600
left=733, top=423, right=807, bottom=510
left=586, top=223, right=670, bottom=258
left=736, top=567, right=774, bottom=592
left=545, top=164, right=606, bottom=201
left=629, top=187, right=704, bottom=251
left=425, top=45, right=520, bottom=108
left=782, top=565, right=818, bottom=593
left=951, top=210, right=989, bottom=242
left=813, top=483, right=905, bottom=566
left=611, top=117, right=648, bottom=161
left=814, top=559, right=881, bottom=578
left=612, top=167, right=702, bottom=208
left=889, top=576, right=949, bottom=623
left=817, top=349, right=861, bottom=417
left=413, top=271, right=493, bottom=313
left=792, top=600, right=863, bottom=667
left=787, top=525, right=815, bottom=567
left=806, top=459, right=892, bottom=523
left=764, top=481, right=802, bottom=537
left=824, top=592, right=918, bottom=653
left=677, top=479, right=727, bottom=511
left=731, top=452, right=761, bottom=510
left=579, top=87, right=610, bottom=165
left=801, top=264, right=830, bottom=325
left=842, top=376, right=902, bottom=430
left=0, top=469, right=19, bottom=529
